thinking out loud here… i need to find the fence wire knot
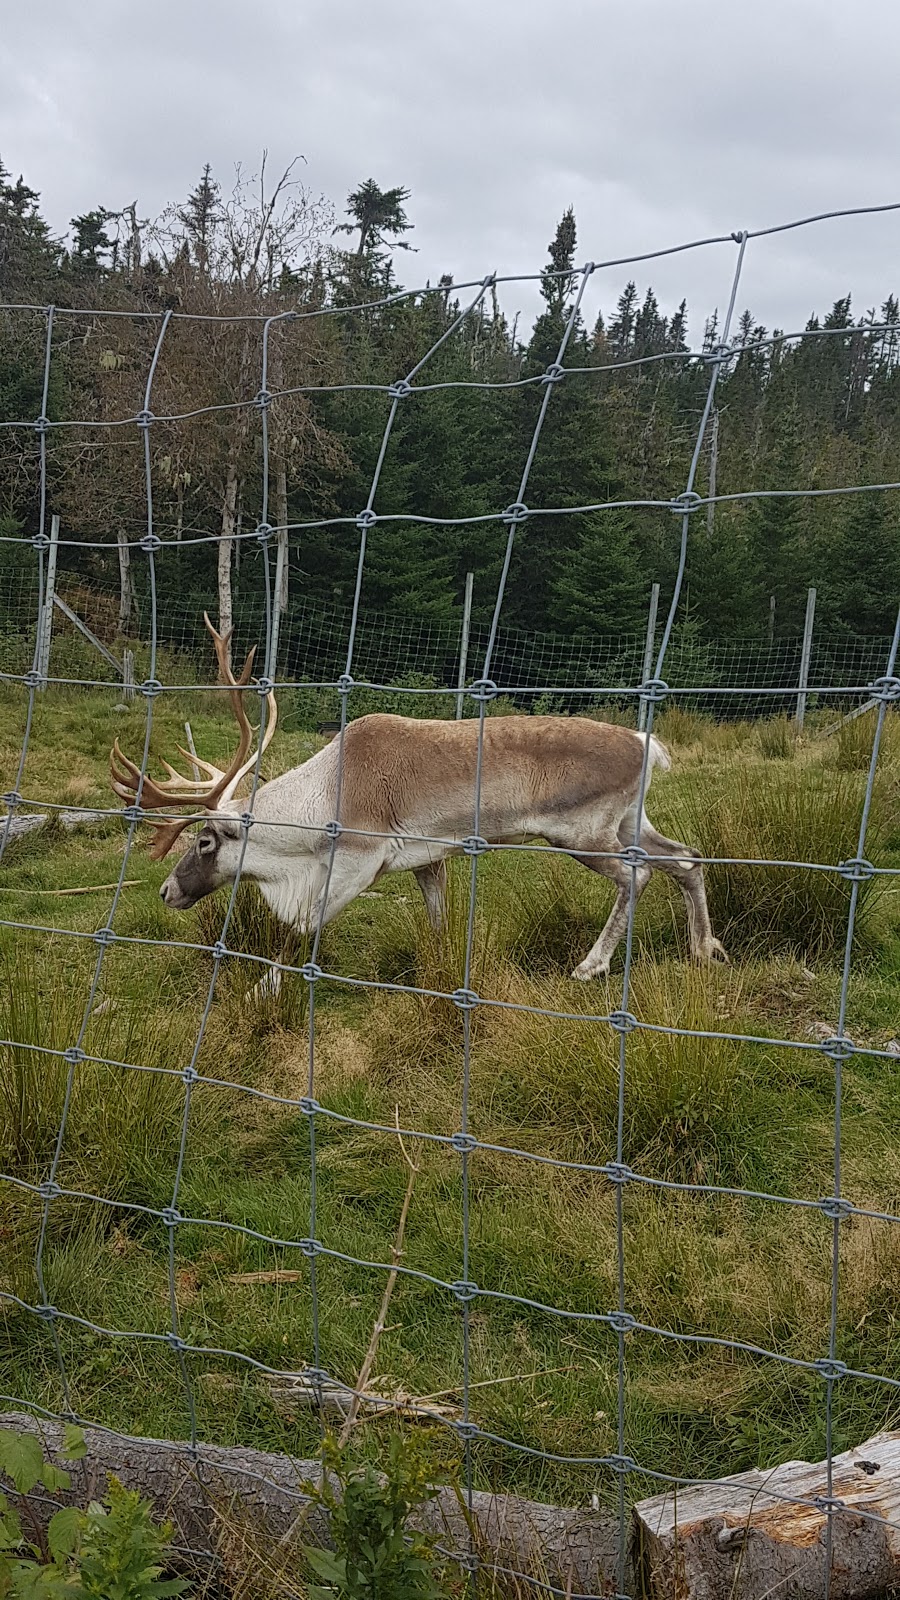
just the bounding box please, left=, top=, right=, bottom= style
left=450, top=1280, right=479, bottom=1303
left=38, top=1180, right=61, bottom=1201
left=93, top=926, right=116, bottom=948
left=135, top=409, right=154, bottom=430
left=139, top=532, right=161, bottom=553
left=838, top=857, right=876, bottom=882
left=254, top=522, right=273, bottom=544
left=298, top=1096, right=321, bottom=1115
left=607, top=1311, right=637, bottom=1334
left=23, top=669, right=43, bottom=689
left=34, top=1304, right=58, bottom=1322
left=462, top=835, right=489, bottom=856
left=161, top=1207, right=182, bottom=1228
left=63, top=1046, right=85, bottom=1066
left=337, top=674, right=355, bottom=694
left=31, top=530, right=50, bottom=551
left=181, top=1066, right=199, bottom=1086
left=122, top=804, right=144, bottom=823
left=388, top=378, right=412, bottom=399
left=871, top=675, right=900, bottom=702
left=454, top=1420, right=480, bottom=1440
left=323, top=819, right=342, bottom=841
left=541, top=363, right=566, bottom=385
left=608, top=1011, right=638, bottom=1035
left=2, top=791, right=21, bottom=809
left=813, top=1495, right=846, bottom=1515
left=451, top=988, right=479, bottom=1011
left=300, top=964, right=323, bottom=985
left=239, top=811, right=255, bottom=832
left=619, top=844, right=648, bottom=868
left=502, top=501, right=529, bottom=524
left=468, top=678, right=498, bottom=702
left=450, top=1132, right=478, bottom=1154
left=640, top=677, right=669, bottom=704
left=210, top=940, right=229, bottom=960
left=299, top=1237, right=322, bottom=1258
left=607, top=1454, right=638, bottom=1475
left=253, top=389, right=271, bottom=410
left=671, top=491, right=702, bottom=515
left=819, top=1195, right=854, bottom=1220
left=604, top=1163, right=635, bottom=1186
left=814, top=1359, right=848, bottom=1381
left=356, top=509, right=377, bottom=530
left=33, top=414, right=49, bottom=434
left=140, top=679, right=163, bottom=700
left=818, top=1035, right=855, bottom=1061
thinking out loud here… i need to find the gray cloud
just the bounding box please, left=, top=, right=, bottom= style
left=2, top=0, right=900, bottom=341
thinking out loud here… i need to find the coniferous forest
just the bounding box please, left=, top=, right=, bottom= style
left=2, top=158, right=900, bottom=652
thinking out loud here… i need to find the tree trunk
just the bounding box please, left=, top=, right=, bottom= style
left=116, top=528, right=132, bottom=636
left=218, top=462, right=239, bottom=670
left=0, top=1412, right=620, bottom=1594
left=634, top=1429, right=900, bottom=1600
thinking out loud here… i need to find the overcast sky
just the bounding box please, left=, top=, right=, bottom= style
left=3, top=0, right=900, bottom=344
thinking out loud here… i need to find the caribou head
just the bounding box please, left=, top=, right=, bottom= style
left=110, top=613, right=278, bottom=909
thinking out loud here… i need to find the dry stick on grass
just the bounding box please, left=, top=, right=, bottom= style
left=226, top=1270, right=304, bottom=1285
left=338, top=1109, right=421, bottom=1446
left=0, top=880, right=142, bottom=896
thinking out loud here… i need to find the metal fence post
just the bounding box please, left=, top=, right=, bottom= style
left=638, top=582, right=660, bottom=732
left=455, top=571, right=474, bottom=720
left=796, top=586, right=817, bottom=730
left=37, top=514, right=60, bottom=689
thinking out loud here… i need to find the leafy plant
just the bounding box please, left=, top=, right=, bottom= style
left=0, top=1425, right=189, bottom=1600
left=302, top=1432, right=451, bottom=1600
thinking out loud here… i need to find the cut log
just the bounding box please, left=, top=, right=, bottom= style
left=0, top=1412, right=619, bottom=1595
left=633, top=1429, right=900, bottom=1600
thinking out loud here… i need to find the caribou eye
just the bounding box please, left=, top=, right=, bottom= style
left=198, top=834, right=216, bottom=855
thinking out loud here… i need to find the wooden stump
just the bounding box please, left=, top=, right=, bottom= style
left=633, top=1430, right=900, bottom=1600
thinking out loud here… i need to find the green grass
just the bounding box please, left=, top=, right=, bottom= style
left=2, top=684, right=900, bottom=1522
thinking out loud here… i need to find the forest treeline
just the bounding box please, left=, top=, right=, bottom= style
left=1, top=157, right=899, bottom=646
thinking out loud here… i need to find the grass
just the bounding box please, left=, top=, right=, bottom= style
left=2, top=682, right=900, bottom=1533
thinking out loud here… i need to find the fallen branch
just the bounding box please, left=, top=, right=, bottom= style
left=0, top=1412, right=620, bottom=1593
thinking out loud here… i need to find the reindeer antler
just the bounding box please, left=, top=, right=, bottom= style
left=110, top=613, right=278, bottom=860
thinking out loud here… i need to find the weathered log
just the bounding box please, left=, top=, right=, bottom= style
left=0, top=1412, right=620, bottom=1595
left=633, top=1429, right=900, bottom=1600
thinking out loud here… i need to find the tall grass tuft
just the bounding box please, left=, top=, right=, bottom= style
left=756, top=715, right=796, bottom=761
left=469, top=961, right=812, bottom=1188
left=0, top=945, right=197, bottom=1200
left=833, top=706, right=900, bottom=773
left=666, top=766, right=887, bottom=958
left=195, top=882, right=311, bottom=1038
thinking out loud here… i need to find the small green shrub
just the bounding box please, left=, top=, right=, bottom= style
left=302, top=1432, right=451, bottom=1600
left=0, top=1424, right=189, bottom=1600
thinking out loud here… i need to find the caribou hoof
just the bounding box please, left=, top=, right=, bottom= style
left=697, top=939, right=729, bottom=965
left=571, top=962, right=608, bottom=981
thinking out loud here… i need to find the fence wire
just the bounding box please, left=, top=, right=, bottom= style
left=1, top=202, right=900, bottom=1598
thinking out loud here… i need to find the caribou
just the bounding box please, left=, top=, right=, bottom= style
left=110, top=616, right=726, bottom=982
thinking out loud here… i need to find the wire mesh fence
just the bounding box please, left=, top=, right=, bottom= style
left=1, top=204, right=900, bottom=1598
left=0, top=560, right=895, bottom=721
